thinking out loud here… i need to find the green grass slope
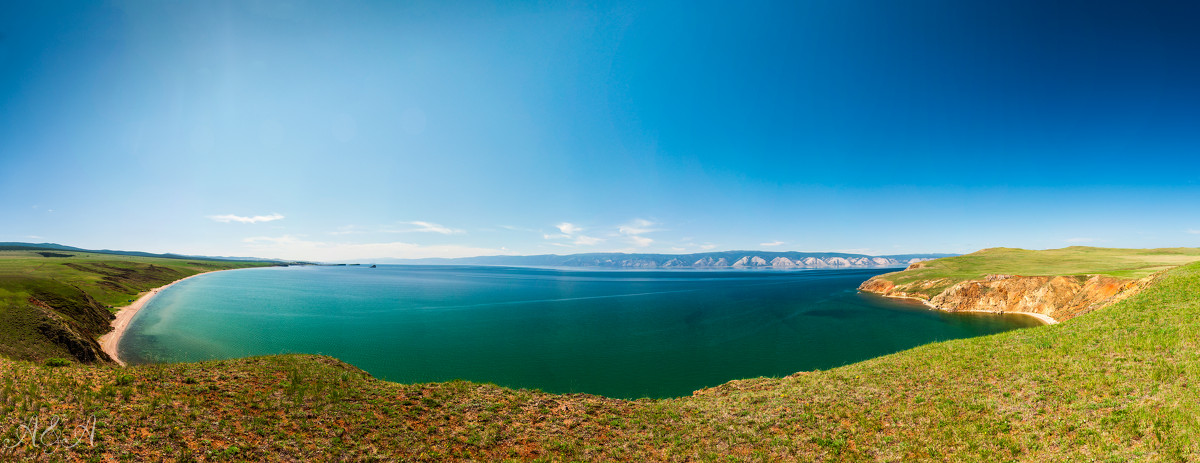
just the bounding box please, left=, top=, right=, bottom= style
left=0, top=251, right=270, bottom=363
left=876, top=246, right=1200, bottom=297
left=3, top=256, right=1200, bottom=461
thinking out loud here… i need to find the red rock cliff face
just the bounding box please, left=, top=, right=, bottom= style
left=859, top=273, right=1151, bottom=323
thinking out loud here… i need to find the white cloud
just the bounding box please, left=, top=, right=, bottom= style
left=545, top=219, right=658, bottom=248
left=209, top=213, right=285, bottom=224
left=699, top=244, right=717, bottom=250
left=618, top=218, right=658, bottom=236
left=1188, top=229, right=1200, bottom=235
left=543, top=222, right=604, bottom=247
left=557, top=222, right=583, bottom=235
left=760, top=241, right=785, bottom=247
left=399, top=221, right=464, bottom=235
left=333, top=222, right=464, bottom=235
left=617, top=218, right=660, bottom=248
left=241, top=235, right=507, bottom=261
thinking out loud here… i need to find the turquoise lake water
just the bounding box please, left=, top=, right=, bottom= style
left=120, top=265, right=1041, bottom=398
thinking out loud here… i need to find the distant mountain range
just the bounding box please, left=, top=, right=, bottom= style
left=0, top=242, right=298, bottom=264
left=2, top=243, right=954, bottom=269
left=376, top=251, right=956, bottom=269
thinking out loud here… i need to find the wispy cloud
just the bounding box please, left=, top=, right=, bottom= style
left=618, top=218, right=658, bottom=247
left=629, top=235, right=653, bottom=247
left=699, top=244, right=717, bottom=250
left=543, top=222, right=603, bottom=246
left=574, top=235, right=605, bottom=246
left=760, top=241, right=785, bottom=247
left=399, top=221, right=464, bottom=235
left=557, top=222, right=583, bottom=235
left=241, top=235, right=506, bottom=261
left=331, top=222, right=465, bottom=235
left=209, top=213, right=285, bottom=224
left=329, top=225, right=365, bottom=235
left=618, top=219, right=658, bottom=236
left=1188, top=229, right=1200, bottom=235
left=544, top=219, right=659, bottom=248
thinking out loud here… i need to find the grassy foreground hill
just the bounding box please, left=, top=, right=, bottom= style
left=3, top=247, right=1200, bottom=460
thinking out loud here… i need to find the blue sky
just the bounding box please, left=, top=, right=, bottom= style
left=3, top=1, right=1199, bottom=261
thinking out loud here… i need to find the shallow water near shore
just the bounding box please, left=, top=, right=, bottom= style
left=121, top=265, right=1040, bottom=398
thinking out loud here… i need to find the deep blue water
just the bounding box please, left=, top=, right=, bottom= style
left=121, top=265, right=1040, bottom=398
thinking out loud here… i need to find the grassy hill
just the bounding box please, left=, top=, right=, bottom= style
left=0, top=250, right=271, bottom=363
left=3, top=247, right=1200, bottom=460
left=870, top=246, right=1200, bottom=298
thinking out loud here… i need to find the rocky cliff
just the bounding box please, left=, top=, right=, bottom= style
left=859, top=271, right=1153, bottom=323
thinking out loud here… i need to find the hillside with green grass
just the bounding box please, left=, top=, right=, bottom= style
left=869, top=246, right=1200, bottom=298
left=4, top=248, right=1200, bottom=461
left=0, top=250, right=271, bottom=363
left=860, top=247, right=1200, bottom=323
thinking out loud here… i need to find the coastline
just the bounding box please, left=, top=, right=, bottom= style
left=872, top=292, right=1059, bottom=325
left=98, top=270, right=227, bottom=366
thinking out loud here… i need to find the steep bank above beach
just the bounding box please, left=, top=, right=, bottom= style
left=858, top=246, right=1200, bottom=323
left=0, top=250, right=269, bottom=363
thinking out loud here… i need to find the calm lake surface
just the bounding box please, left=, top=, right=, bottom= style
left=121, top=265, right=1040, bottom=398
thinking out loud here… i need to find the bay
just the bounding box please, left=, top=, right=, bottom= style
left=120, top=265, right=1040, bottom=398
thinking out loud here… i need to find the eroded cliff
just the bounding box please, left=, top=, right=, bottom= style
left=859, top=272, right=1153, bottom=323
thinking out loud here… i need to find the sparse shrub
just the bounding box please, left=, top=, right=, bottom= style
left=115, top=374, right=135, bottom=386
left=44, top=358, right=71, bottom=367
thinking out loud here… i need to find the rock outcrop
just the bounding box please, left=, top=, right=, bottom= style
left=859, top=273, right=1153, bottom=323
left=771, top=257, right=796, bottom=269
left=732, top=256, right=769, bottom=268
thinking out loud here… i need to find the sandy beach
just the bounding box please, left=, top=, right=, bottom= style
left=98, top=270, right=226, bottom=366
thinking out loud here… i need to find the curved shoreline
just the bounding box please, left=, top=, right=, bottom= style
left=98, top=270, right=228, bottom=366
left=871, top=292, right=1059, bottom=325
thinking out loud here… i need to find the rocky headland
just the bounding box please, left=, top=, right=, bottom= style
left=859, top=262, right=1156, bottom=323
